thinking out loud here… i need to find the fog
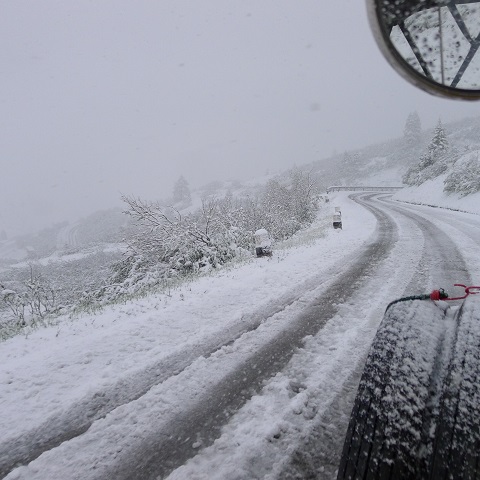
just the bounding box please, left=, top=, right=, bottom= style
left=1, top=0, right=478, bottom=236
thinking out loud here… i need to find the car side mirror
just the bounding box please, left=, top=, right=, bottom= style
left=367, top=0, right=480, bottom=100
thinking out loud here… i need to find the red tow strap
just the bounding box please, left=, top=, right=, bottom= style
left=385, top=284, right=480, bottom=313
left=439, top=284, right=480, bottom=301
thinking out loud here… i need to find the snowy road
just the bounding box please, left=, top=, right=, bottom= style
left=2, top=193, right=479, bottom=480
left=92, top=194, right=399, bottom=480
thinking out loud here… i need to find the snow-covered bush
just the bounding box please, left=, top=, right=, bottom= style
left=444, top=152, right=480, bottom=196
left=403, top=152, right=449, bottom=185
left=87, top=196, right=244, bottom=303
left=0, top=267, right=58, bottom=340
left=123, top=195, right=239, bottom=267
left=93, top=168, right=319, bottom=303
left=260, top=168, right=317, bottom=240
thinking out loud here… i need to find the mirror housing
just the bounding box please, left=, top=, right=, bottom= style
left=367, top=0, right=480, bottom=100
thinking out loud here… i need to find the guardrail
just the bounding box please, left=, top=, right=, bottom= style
left=326, top=186, right=404, bottom=194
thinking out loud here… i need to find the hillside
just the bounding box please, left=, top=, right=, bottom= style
left=1, top=114, right=479, bottom=340
left=2, top=114, right=479, bottom=266
left=307, top=114, right=480, bottom=191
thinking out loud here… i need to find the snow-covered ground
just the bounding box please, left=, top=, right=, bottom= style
left=1, top=189, right=479, bottom=479
left=393, top=174, right=480, bottom=216
left=357, top=158, right=404, bottom=186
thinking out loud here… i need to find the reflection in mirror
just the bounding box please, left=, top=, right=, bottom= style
left=379, top=0, right=480, bottom=90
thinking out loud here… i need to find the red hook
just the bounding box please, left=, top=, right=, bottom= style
left=444, top=284, right=480, bottom=301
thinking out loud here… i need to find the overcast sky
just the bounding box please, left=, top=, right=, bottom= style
left=1, top=0, right=479, bottom=236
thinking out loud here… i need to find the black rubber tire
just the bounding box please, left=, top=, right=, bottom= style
left=337, top=300, right=450, bottom=480
left=337, top=296, right=480, bottom=480
left=429, top=296, right=480, bottom=480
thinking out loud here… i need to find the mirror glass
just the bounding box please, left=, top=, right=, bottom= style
left=374, top=0, right=480, bottom=95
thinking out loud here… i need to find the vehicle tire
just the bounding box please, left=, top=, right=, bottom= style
left=337, top=299, right=450, bottom=479
left=429, top=296, right=480, bottom=479
left=337, top=296, right=480, bottom=480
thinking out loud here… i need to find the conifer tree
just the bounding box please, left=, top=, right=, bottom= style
left=403, top=119, right=449, bottom=185
left=173, top=175, right=191, bottom=204
left=404, top=111, right=422, bottom=148
left=428, top=119, right=448, bottom=157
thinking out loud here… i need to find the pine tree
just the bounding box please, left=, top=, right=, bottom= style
left=428, top=119, right=448, bottom=157
left=404, top=111, right=422, bottom=148
left=403, top=119, right=449, bottom=185
left=173, top=176, right=191, bottom=204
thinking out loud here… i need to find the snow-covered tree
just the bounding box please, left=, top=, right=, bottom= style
left=104, top=169, right=320, bottom=299
left=173, top=175, right=191, bottom=205
left=289, top=167, right=317, bottom=225
left=116, top=194, right=239, bottom=281
left=403, top=119, right=450, bottom=185
left=428, top=119, right=448, bottom=157
left=261, top=179, right=294, bottom=239
left=404, top=111, right=422, bottom=148
left=444, top=152, right=480, bottom=196
left=0, top=266, right=57, bottom=337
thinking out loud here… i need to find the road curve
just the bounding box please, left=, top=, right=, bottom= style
left=5, top=194, right=477, bottom=480
left=276, top=194, right=474, bottom=479
left=0, top=195, right=392, bottom=479
left=104, top=195, right=399, bottom=480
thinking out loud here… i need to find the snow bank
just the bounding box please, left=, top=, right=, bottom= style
left=393, top=176, right=480, bottom=216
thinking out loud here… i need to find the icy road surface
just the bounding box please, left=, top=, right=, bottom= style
left=1, top=193, right=479, bottom=479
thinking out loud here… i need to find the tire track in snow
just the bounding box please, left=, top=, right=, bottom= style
left=379, top=199, right=472, bottom=291
left=4, top=194, right=399, bottom=480
left=14, top=194, right=473, bottom=480
left=276, top=195, right=472, bottom=480
left=67, top=194, right=399, bottom=480
left=0, top=215, right=381, bottom=477
left=0, top=264, right=367, bottom=477
left=389, top=200, right=480, bottom=281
